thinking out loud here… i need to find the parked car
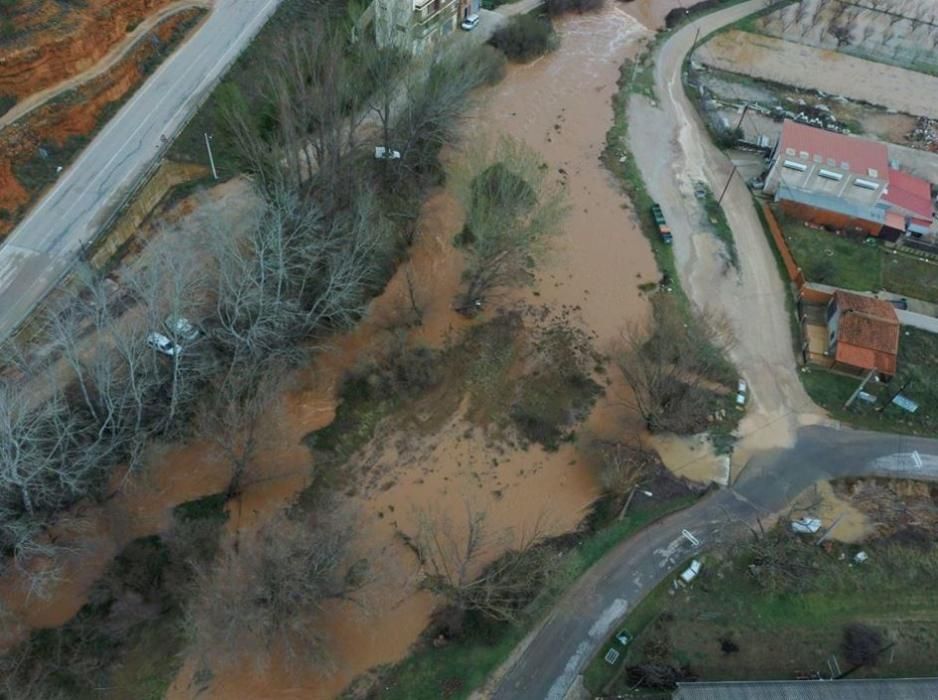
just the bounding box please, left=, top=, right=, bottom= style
left=164, top=315, right=200, bottom=342
left=651, top=203, right=672, bottom=244
left=694, top=181, right=707, bottom=199
left=889, top=297, right=909, bottom=311
left=374, top=145, right=401, bottom=160
left=461, top=13, right=480, bottom=30
left=147, top=332, right=182, bottom=356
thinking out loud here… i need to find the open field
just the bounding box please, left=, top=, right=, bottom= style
left=780, top=214, right=938, bottom=304
left=696, top=30, right=938, bottom=120
left=751, top=0, right=938, bottom=77
left=585, top=531, right=938, bottom=695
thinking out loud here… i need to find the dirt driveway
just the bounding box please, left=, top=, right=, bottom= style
left=697, top=30, right=938, bottom=120
left=629, top=2, right=823, bottom=459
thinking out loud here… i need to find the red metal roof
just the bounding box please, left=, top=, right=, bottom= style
left=779, top=120, right=889, bottom=179
left=884, top=168, right=934, bottom=221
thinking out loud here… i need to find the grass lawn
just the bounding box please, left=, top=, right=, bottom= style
left=801, top=326, right=938, bottom=437
left=702, top=188, right=738, bottom=269
left=780, top=214, right=938, bottom=304
left=359, top=495, right=699, bottom=700
left=585, top=537, right=938, bottom=696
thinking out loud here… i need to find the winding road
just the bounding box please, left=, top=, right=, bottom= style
left=490, top=2, right=938, bottom=698
left=0, top=0, right=282, bottom=341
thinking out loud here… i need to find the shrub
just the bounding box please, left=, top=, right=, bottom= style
left=489, top=15, right=557, bottom=62
left=545, top=0, right=605, bottom=17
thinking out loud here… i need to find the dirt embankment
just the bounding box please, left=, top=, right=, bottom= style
left=0, top=0, right=176, bottom=103
left=0, top=8, right=206, bottom=237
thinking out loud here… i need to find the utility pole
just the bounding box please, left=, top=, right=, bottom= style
left=204, top=132, right=218, bottom=180
left=735, top=103, right=749, bottom=131
left=877, top=376, right=912, bottom=413
left=717, top=164, right=738, bottom=205
left=843, top=368, right=876, bottom=409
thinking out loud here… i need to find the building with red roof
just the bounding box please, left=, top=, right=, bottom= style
left=765, top=120, right=934, bottom=239
left=826, top=290, right=899, bottom=376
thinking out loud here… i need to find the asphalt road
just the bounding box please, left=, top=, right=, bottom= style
left=491, top=426, right=938, bottom=700
left=0, top=0, right=282, bottom=341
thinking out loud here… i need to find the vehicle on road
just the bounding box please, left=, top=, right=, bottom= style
left=165, top=315, right=200, bottom=342
left=651, top=203, right=672, bottom=244
left=147, top=332, right=182, bottom=356
left=461, top=13, right=480, bottom=30
left=694, top=181, right=707, bottom=199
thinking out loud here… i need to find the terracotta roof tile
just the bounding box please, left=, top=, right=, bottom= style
left=833, top=291, right=899, bottom=374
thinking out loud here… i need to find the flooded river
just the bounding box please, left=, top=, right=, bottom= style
left=1, top=3, right=671, bottom=698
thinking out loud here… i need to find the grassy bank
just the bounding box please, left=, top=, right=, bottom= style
left=355, top=494, right=699, bottom=700
left=585, top=532, right=938, bottom=695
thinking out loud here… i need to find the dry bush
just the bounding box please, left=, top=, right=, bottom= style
left=407, top=504, right=558, bottom=628
left=615, top=296, right=735, bottom=434
left=842, top=623, right=884, bottom=666
left=186, top=510, right=368, bottom=672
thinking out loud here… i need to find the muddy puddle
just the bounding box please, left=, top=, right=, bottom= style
left=651, top=433, right=730, bottom=486
left=1, top=5, right=664, bottom=699
left=791, top=480, right=875, bottom=544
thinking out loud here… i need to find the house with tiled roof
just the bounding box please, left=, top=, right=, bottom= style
left=826, top=290, right=899, bottom=376
left=764, top=120, right=934, bottom=240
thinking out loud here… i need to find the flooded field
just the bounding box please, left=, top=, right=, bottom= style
left=1, top=4, right=666, bottom=699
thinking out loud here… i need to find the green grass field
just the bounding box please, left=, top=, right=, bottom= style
left=781, top=216, right=938, bottom=304
left=585, top=538, right=938, bottom=696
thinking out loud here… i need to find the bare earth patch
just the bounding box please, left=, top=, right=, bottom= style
left=698, top=30, right=938, bottom=120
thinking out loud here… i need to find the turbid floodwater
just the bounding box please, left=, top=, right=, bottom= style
left=1, top=3, right=677, bottom=698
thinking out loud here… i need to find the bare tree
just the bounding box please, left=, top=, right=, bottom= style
left=583, top=436, right=657, bottom=518
left=452, top=136, right=567, bottom=314
left=615, top=296, right=734, bottom=434
left=186, top=509, right=368, bottom=671
left=407, top=504, right=557, bottom=626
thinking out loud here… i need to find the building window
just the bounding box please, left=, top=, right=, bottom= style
left=818, top=169, right=843, bottom=181
left=783, top=160, right=807, bottom=172
left=854, top=178, right=878, bottom=190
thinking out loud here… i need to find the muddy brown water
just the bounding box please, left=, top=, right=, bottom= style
left=1, top=5, right=664, bottom=698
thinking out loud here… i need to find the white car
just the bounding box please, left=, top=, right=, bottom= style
left=374, top=146, right=401, bottom=160
left=147, top=332, right=182, bottom=356
left=680, top=559, right=702, bottom=584
left=461, top=13, right=480, bottom=30
left=165, top=315, right=200, bottom=342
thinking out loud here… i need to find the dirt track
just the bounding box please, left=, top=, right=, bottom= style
left=0, top=0, right=212, bottom=130
left=698, top=30, right=938, bottom=120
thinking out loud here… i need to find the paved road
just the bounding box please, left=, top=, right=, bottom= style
left=0, top=0, right=282, bottom=341
left=491, top=426, right=938, bottom=700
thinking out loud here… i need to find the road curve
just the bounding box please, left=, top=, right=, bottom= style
left=0, top=0, right=282, bottom=341
left=492, top=424, right=938, bottom=700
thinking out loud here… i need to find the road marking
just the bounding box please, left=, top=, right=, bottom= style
left=912, top=450, right=923, bottom=469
